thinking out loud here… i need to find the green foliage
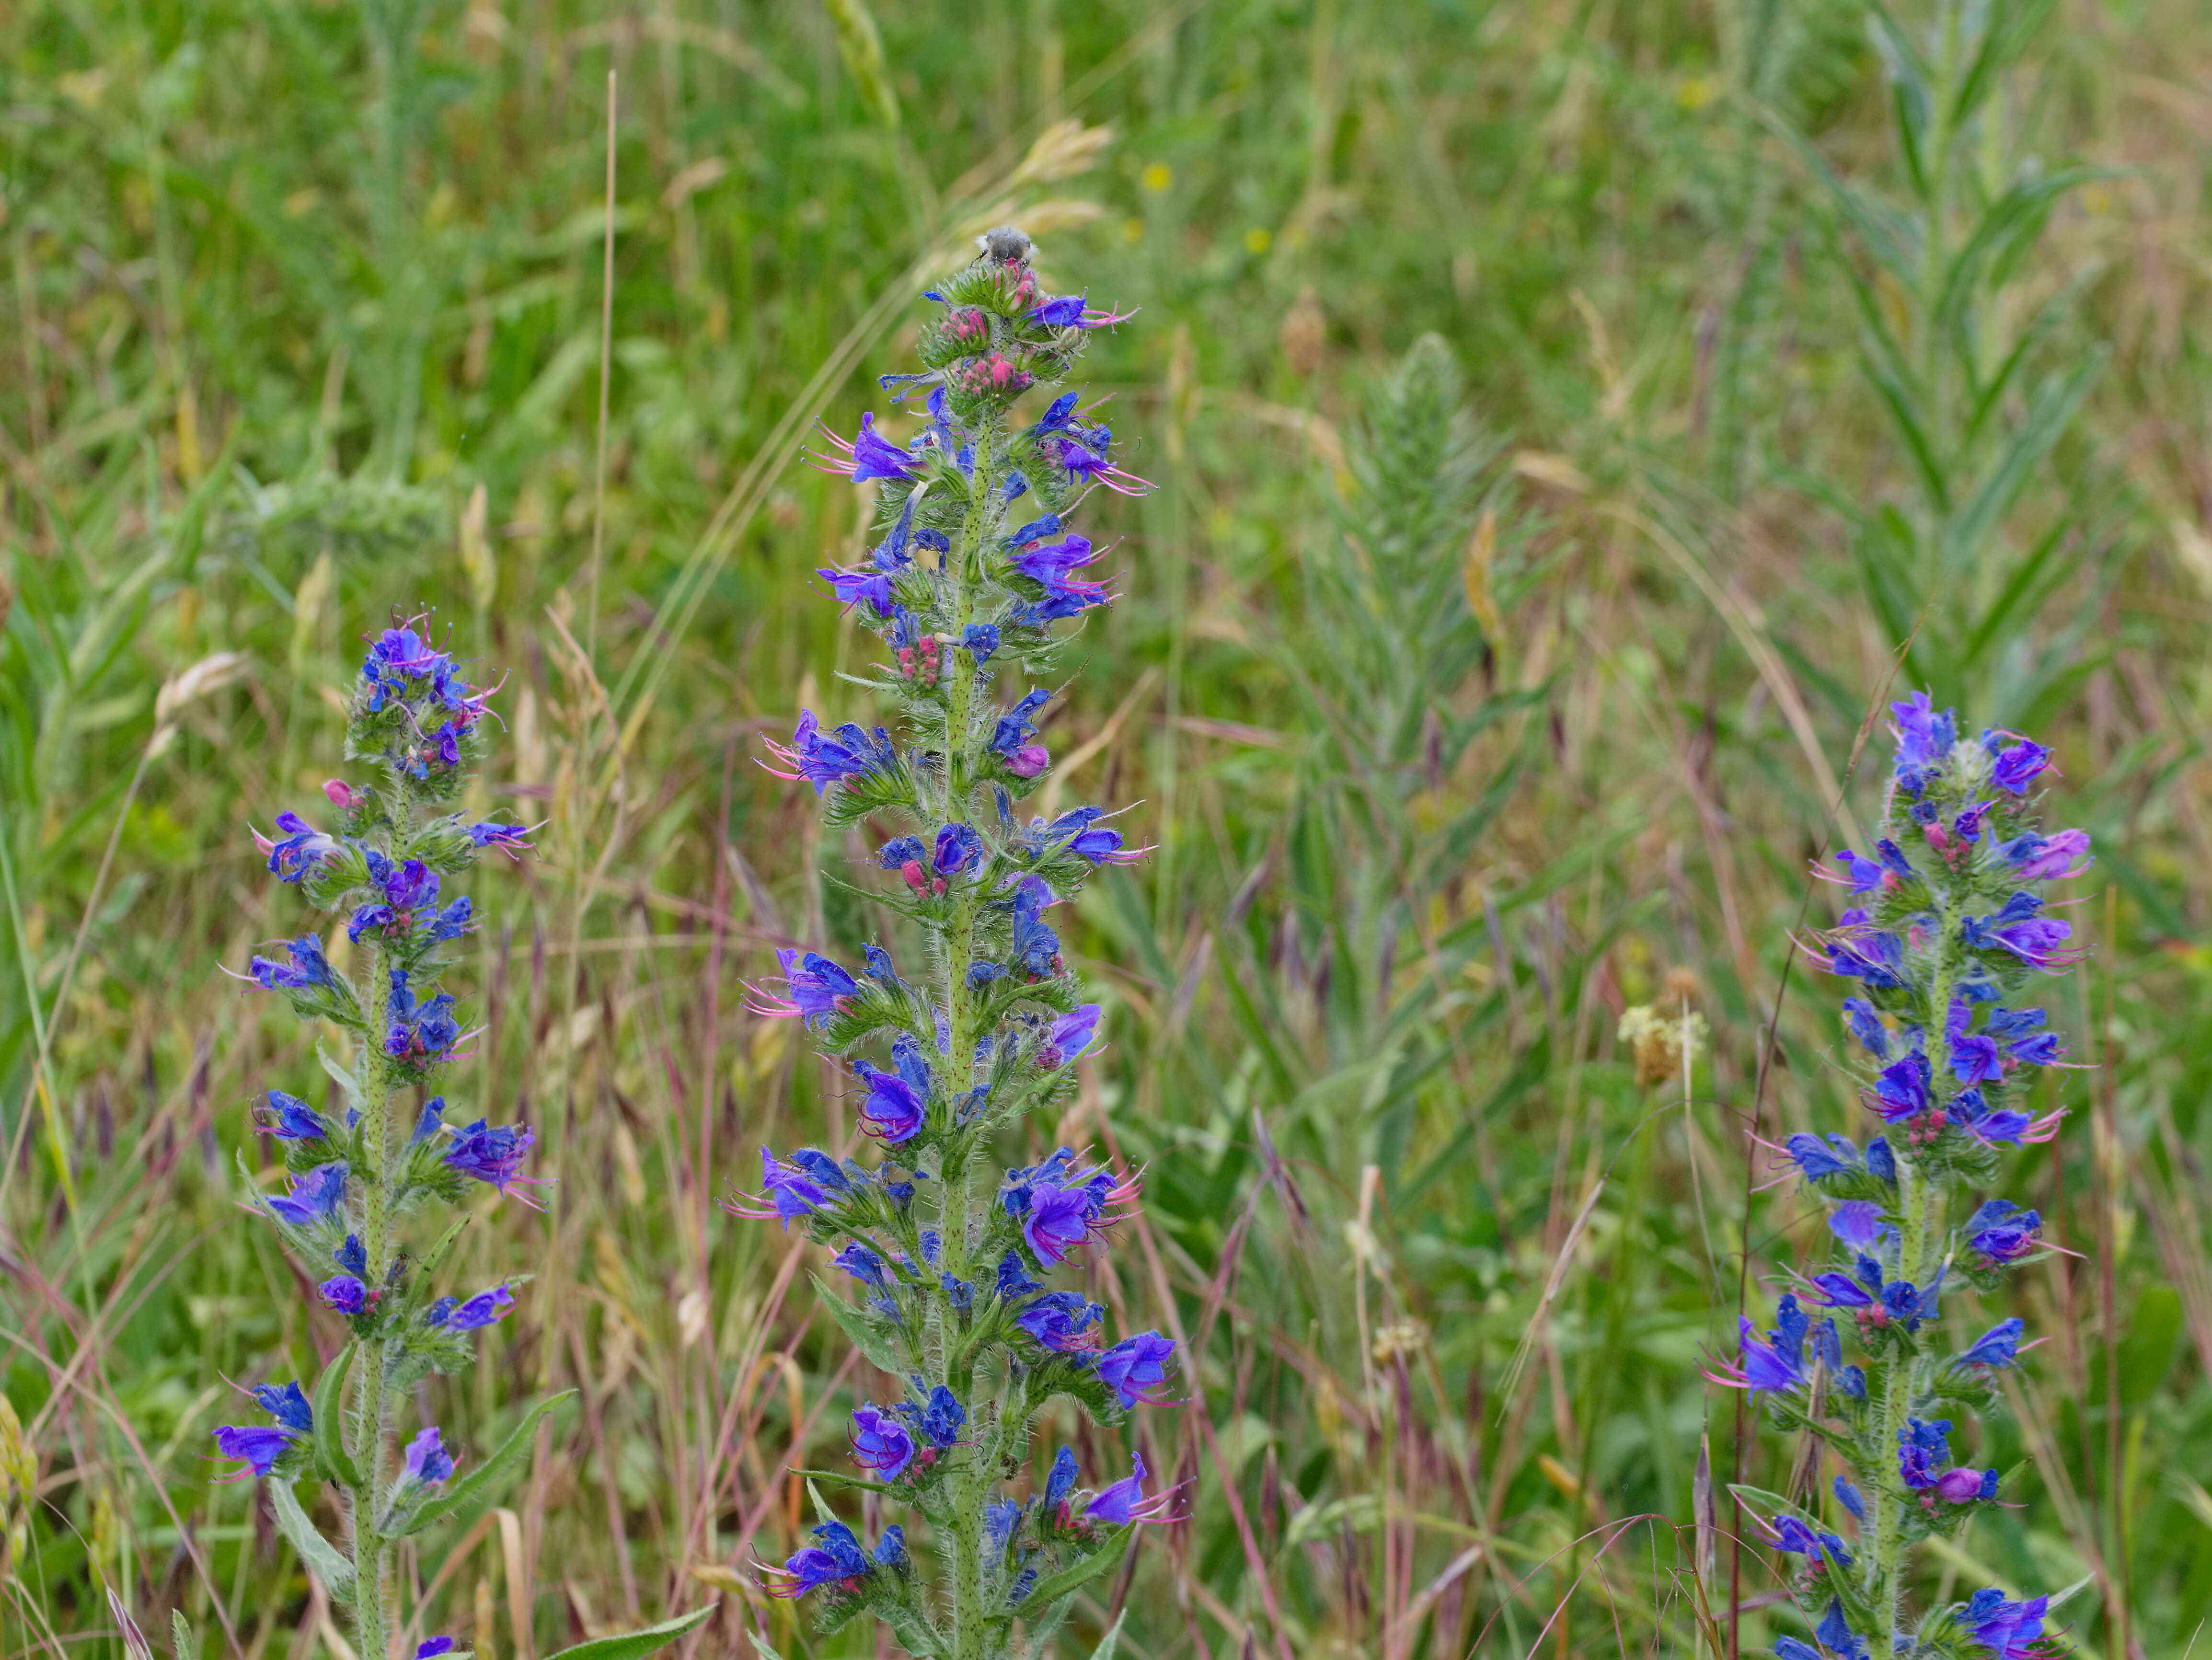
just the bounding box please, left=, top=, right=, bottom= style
left=2, top=0, right=2207, bottom=1656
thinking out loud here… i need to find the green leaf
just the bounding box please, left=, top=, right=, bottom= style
left=170, top=1609, right=196, bottom=1660
left=540, top=1605, right=717, bottom=1660
left=1012, top=1525, right=1134, bottom=1616
left=397, top=1392, right=576, bottom=1534
left=810, top=1275, right=907, bottom=1373
left=788, top=1467, right=893, bottom=1494
left=312, top=1343, right=362, bottom=1487
left=1090, top=1612, right=1128, bottom=1660
left=1725, top=1482, right=1799, bottom=1522
left=268, top=1477, right=354, bottom=1591
left=742, top=1636, right=787, bottom=1660
left=415, top=1215, right=472, bottom=1281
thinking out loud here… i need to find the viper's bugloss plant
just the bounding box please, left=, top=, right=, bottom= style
left=730, top=228, right=1170, bottom=1660
left=1720, top=693, right=2087, bottom=1659
left=210, top=623, right=710, bottom=1660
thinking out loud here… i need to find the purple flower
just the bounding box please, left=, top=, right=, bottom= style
left=2003, top=827, right=2092, bottom=881
left=435, top=1285, right=515, bottom=1331
left=1083, top=1452, right=1172, bottom=1525
left=896, top=1385, right=966, bottom=1449
left=1841, top=998, right=1889, bottom=1058
left=821, top=412, right=922, bottom=483
left=990, top=689, right=1051, bottom=765
left=263, top=1090, right=329, bottom=1141
left=852, top=1061, right=926, bottom=1142
left=850, top=1405, right=917, bottom=1480
left=1010, top=535, right=1099, bottom=583
left=963, top=624, right=1000, bottom=663
left=1889, top=691, right=1957, bottom=771
left=933, top=822, right=983, bottom=876
left=335, top=1234, right=368, bottom=1275
left=1045, top=1446, right=1080, bottom=1508
left=1963, top=892, right=2078, bottom=969
left=1091, top=1332, right=1175, bottom=1408
left=746, top=948, right=861, bottom=1027
left=1956, top=1317, right=2025, bottom=1371
left=1833, top=1477, right=1865, bottom=1521
left=211, top=1424, right=299, bottom=1478
left=762, top=712, right=900, bottom=796
left=834, top=1242, right=890, bottom=1289
left=1769, top=1514, right=1851, bottom=1568
left=442, top=1118, right=537, bottom=1196
left=1704, top=1315, right=1807, bottom=1395
left=1828, top=1201, right=1888, bottom=1249
left=250, top=1381, right=314, bottom=1431
left=403, top=1426, right=454, bottom=1488
left=320, top=1275, right=369, bottom=1314
left=1834, top=850, right=1886, bottom=894
left=416, top=1641, right=457, bottom=1659
left=1783, top=1133, right=1862, bottom=1181
left=1009, top=885, right=1061, bottom=979
left=268, top=1162, right=349, bottom=1228
left=1022, top=1182, right=1094, bottom=1264
left=729, top=1146, right=853, bottom=1226
left=384, top=969, right=461, bottom=1062
left=1964, top=1590, right=2052, bottom=1659
left=249, top=934, right=339, bottom=991
left=1867, top=1054, right=1930, bottom=1121
left=1897, top=1417, right=1952, bottom=1488
left=818, top=564, right=897, bottom=618
left=1037, top=1004, right=1101, bottom=1070
left=1013, top=1291, right=1104, bottom=1351
left=1992, top=739, right=2052, bottom=794
left=1817, top=931, right=1909, bottom=990
left=256, top=812, right=341, bottom=884
left=1968, top=1199, right=2042, bottom=1263
left=469, top=821, right=535, bottom=858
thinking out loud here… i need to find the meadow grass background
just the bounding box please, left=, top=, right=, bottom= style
left=5, top=0, right=2212, bottom=1654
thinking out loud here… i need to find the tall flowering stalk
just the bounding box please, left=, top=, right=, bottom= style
left=1720, top=693, right=2087, bottom=1659
left=211, top=624, right=703, bottom=1660
left=733, top=228, right=1173, bottom=1660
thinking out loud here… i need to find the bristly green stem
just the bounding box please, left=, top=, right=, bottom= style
left=936, top=413, right=1003, bottom=1660
left=352, top=926, right=395, bottom=1660
left=1869, top=892, right=1958, bottom=1649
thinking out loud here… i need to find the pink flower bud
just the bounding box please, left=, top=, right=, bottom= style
left=1008, top=743, right=1050, bottom=779
left=323, top=779, right=357, bottom=809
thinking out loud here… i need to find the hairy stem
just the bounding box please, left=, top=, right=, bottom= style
left=351, top=939, right=396, bottom=1660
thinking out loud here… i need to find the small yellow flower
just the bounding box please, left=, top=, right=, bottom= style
left=1244, top=226, right=1273, bottom=254
left=1122, top=216, right=1145, bottom=243
left=1141, top=162, right=1173, bottom=193
left=1677, top=76, right=1714, bottom=111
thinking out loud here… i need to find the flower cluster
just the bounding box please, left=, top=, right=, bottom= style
left=733, top=231, right=1175, bottom=1656
left=1723, top=695, right=2081, bottom=1657
left=212, top=619, right=553, bottom=1660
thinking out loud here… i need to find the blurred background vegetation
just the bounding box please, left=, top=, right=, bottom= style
left=4, top=0, right=2212, bottom=1654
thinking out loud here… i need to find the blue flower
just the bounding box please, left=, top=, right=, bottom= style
left=1889, top=692, right=1957, bottom=772
left=250, top=1381, right=314, bottom=1432
left=896, top=1385, right=967, bottom=1449
left=1955, top=1317, right=2024, bottom=1370
left=1091, top=1333, right=1175, bottom=1408
left=212, top=1423, right=300, bottom=1478
left=320, top=1275, right=370, bottom=1314
left=963, top=624, right=1000, bottom=664
left=1832, top=1476, right=1864, bottom=1521
left=268, top=1163, right=349, bottom=1228
left=403, top=1426, right=455, bottom=1488
left=334, top=1234, right=368, bottom=1275
left=1992, top=739, right=2051, bottom=794
left=1967, top=1199, right=2042, bottom=1263
left=249, top=934, right=339, bottom=992
left=852, top=1061, right=926, bottom=1143
left=764, top=712, right=900, bottom=796
left=264, top=1090, right=329, bottom=1141
left=1840, top=998, right=1889, bottom=1058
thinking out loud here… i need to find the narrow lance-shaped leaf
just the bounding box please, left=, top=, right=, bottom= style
left=395, top=1392, right=575, bottom=1534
